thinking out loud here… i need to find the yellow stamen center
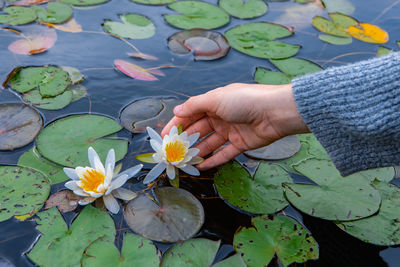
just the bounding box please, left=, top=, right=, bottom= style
left=165, top=140, right=187, bottom=163
left=80, top=169, right=105, bottom=193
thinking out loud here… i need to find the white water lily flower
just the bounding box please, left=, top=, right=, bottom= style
left=143, top=126, right=203, bottom=184
left=63, top=147, right=142, bottom=214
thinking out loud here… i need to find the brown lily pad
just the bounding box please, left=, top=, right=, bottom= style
left=0, top=103, right=43, bottom=150
left=168, top=29, right=230, bottom=60
left=45, top=190, right=84, bottom=213
left=244, top=135, right=301, bottom=160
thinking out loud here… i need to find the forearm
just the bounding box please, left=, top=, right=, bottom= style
left=292, top=52, right=400, bottom=176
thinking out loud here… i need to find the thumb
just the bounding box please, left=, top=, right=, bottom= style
left=174, top=93, right=216, bottom=118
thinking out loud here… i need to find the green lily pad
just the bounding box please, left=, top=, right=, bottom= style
left=124, top=187, right=205, bottom=243
left=0, top=6, right=37, bottom=25
left=27, top=206, right=116, bottom=267
left=329, top=12, right=358, bottom=30
left=219, top=0, right=268, bottom=19
left=234, top=215, right=319, bottom=267
left=36, top=114, right=128, bottom=167
left=312, top=16, right=349, bottom=37
left=214, top=161, right=292, bottom=214
left=164, top=1, right=230, bottom=30
left=161, top=239, right=220, bottom=267
left=318, top=34, right=352, bottom=45
left=254, top=67, right=292, bottom=85
left=270, top=57, right=322, bottom=77
left=284, top=159, right=381, bottom=221
left=300, top=133, right=330, bottom=160
left=18, top=148, right=67, bottom=185
left=23, top=89, right=72, bottom=110
left=245, top=136, right=301, bottom=160
left=322, top=0, right=355, bottom=14
left=130, top=0, right=175, bottom=4
left=33, top=2, right=73, bottom=24
left=39, top=68, right=71, bottom=97
left=82, top=233, right=160, bottom=267
left=61, top=66, right=84, bottom=84
left=225, top=22, right=300, bottom=59
left=120, top=97, right=182, bottom=133
left=59, top=0, right=109, bottom=6
left=0, top=166, right=50, bottom=222
left=0, top=103, right=43, bottom=150
left=377, top=46, right=392, bottom=57
left=213, top=254, right=246, bottom=267
left=103, top=14, right=155, bottom=39
left=336, top=180, right=400, bottom=246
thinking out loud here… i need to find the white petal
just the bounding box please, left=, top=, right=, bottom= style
left=188, top=156, right=204, bottom=165
left=153, top=152, right=162, bottom=162
left=65, top=181, right=79, bottom=191
left=105, top=149, right=115, bottom=175
left=150, top=139, right=162, bottom=153
left=143, top=162, right=167, bottom=184
left=179, top=165, right=200, bottom=176
left=103, top=194, right=120, bottom=214
left=187, top=148, right=200, bottom=158
left=180, top=131, right=188, bottom=139
left=107, top=174, right=129, bottom=195
left=104, top=163, right=113, bottom=187
left=93, top=154, right=105, bottom=174
left=97, top=184, right=106, bottom=193
left=63, top=168, right=79, bottom=180
left=188, top=132, right=200, bottom=147
left=88, top=147, right=100, bottom=169
left=88, top=192, right=104, bottom=198
left=78, top=197, right=96, bottom=205
left=166, top=164, right=176, bottom=180
left=73, top=188, right=90, bottom=197
left=112, top=188, right=137, bottom=201
left=116, top=164, right=143, bottom=180
left=75, top=166, right=88, bottom=178
left=169, top=126, right=178, bottom=136
left=147, top=127, right=163, bottom=144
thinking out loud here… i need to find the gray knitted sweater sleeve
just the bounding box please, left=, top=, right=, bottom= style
left=292, top=52, right=400, bottom=176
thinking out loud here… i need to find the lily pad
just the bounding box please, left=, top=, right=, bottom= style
left=225, top=22, right=300, bottom=59
left=219, top=0, right=268, bottom=19
left=271, top=57, right=322, bottom=77
left=164, top=1, right=230, bottom=30
left=120, top=97, right=183, bottom=133
left=70, top=84, right=87, bottom=102
left=284, top=159, right=381, bottom=221
left=39, top=68, right=71, bottom=97
left=168, top=29, right=230, bottom=60
left=318, top=34, right=352, bottom=45
left=129, top=0, right=175, bottom=4
left=213, top=254, right=246, bottom=267
left=36, top=114, right=128, bottom=167
left=103, top=14, right=155, bottom=39
left=82, top=232, right=160, bottom=266
left=214, top=161, right=292, bottom=214
left=312, top=16, right=349, bottom=37
left=18, top=147, right=67, bottom=184
left=62, top=66, right=84, bottom=84
left=23, top=89, right=73, bottom=110
left=336, top=180, right=400, bottom=246
left=322, top=0, right=355, bottom=14
left=0, top=166, right=50, bottom=222
left=27, top=206, right=115, bottom=267
left=245, top=136, right=301, bottom=160
left=377, top=46, right=392, bottom=57
left=254, top=67, right=292, bottom=85
left=59, top=0, right=109, bottom=6
left=114, top=60, right=165, bottom=81
left=124, top=187, right=205, bottom=243
left=0, top=103, right=42, bottom=150
left=8, top=26, right=57, bottom=55
left=7, top=66, right=48, bottom=93
left=234, top=215, right=319, bottom=267
left=33, top=2, right=73, bottom=24
left=44, top=190, right=83, bottom=212
left=0, top=6, right=37, bottom=25
left=348, top=23, right=389, bottom=44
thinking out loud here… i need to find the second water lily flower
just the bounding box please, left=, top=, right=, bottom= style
left=143, top=126, right=203, bottom=184
left=63, top=147, right=142, bottom=214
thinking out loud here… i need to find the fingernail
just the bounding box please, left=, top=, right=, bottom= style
left=174, top=104, right=182, bottom=114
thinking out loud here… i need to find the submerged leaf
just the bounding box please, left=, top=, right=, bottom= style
left=318, top=34, right=352, bottom=45
left=234, top=215, right=319, bottom=267
left=0, top=103, right=42, bottom=150
left=0, top=6, right=37, bottom=25
left=103, top=14, right=155, bottom=39
left=164, top=1, right=230, bottom=30
left=377, top=46, right=392, bottom=57
left=0, top=166, right=50, bottom=222
left=124, top=187, right=205, bottom=243
left=8, top=26, right=57, bottom=55
left=348, top=23, right=389, bottom=44
left=219, top=0, right=268, bottom=19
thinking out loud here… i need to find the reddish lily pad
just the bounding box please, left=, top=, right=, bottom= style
left=8, top=26, right=57, bottom=55
left=168, top=29, right=230, bottom=60
left=114, top=60, right=165, bottom=81
left=0, top=103, right=42, bottom=150
left=44, top=190, right=83, bottom=212
left=124, top=187, right=205, bottom=243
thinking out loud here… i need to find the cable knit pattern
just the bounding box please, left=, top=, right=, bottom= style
left=292, top=52, right=400, bottom=176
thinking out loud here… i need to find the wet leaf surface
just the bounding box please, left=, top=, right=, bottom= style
left=215, top=161, right=292, bottom=214
left=82, top=233, right=160, bottom=267
left=8, top=26, right=57, bottom=55
left=0, top=165, right=50, bottom=222
left=27, top=206, right=115, bottom=266
left=124, top=187, right=205, bottom=243
left=103, top=14, right=155, bottom=39
left=0, top=6, right=37, bottom=25
left=164, top=1, right=230, bottom=30
left=225, top=22, right=300, bottom=59
left=285, top=159, right=382, bottom=220
left=120, top=97, right=182, bottom=133
left=219, top=0, right=268, bottom=19
left=32, top=2, right=73, bottom=24
left=0, top=103, right=42, bottom=150
left=44, top=190, right=83, bottom=212
left=245, top=135, right=301, bottom=160
left=36, top=114, right=128, bottom=167
left=168, top=29, right=230, bottom=60
left=234, top=215, right=319, bottom=267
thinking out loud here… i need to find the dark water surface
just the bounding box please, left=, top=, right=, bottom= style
left=1, top=0, right=400, bottom=266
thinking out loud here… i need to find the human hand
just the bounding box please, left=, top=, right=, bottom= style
left=162, top=83, right=309, bottom=170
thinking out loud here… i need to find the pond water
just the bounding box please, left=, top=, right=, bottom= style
left=1, top=0, right=400, bottom=266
